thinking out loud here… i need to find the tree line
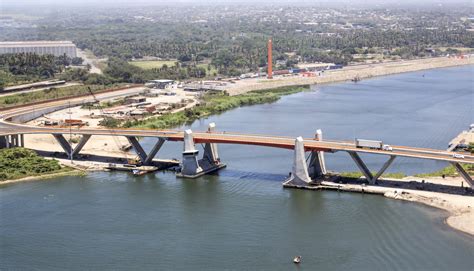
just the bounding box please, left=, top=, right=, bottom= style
left=0, top=53, right=83, bottom=89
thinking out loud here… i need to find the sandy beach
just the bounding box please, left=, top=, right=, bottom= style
left=226, top=56, right=474, bottom=95
left=314, top=176, right=474, bottom=236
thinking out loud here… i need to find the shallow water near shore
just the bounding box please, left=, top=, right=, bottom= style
left=1, top=65, right=473, bottom=270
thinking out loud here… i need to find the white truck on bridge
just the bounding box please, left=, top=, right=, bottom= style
left=355, top=139, right=392, bottom=151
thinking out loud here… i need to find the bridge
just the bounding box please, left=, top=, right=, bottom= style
left=1, top=90, right=473, bottom=188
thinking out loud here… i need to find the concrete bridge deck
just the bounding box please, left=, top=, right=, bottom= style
left=1, top=88, right=472, bottom=187
left=1, top=126, right=473, bottom=165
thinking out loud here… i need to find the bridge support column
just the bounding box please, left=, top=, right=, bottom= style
left=5, top=135, right=11, bottom=148
left=4, top=134, right=23, bottom=148
left=178, top=129, right=203, bottom=177
left=348, top=151, right=374, bottom=184
left=177, top=123, right=226, bottom=178
left=0, top=136, right=7, bottom=149
left=308, top=129, right=327, bottom=178
left=126, top=136, right=166, bottom=165
left=201, top=123, right=225, bottom=169
left=19, top=134, right=24, bottom=147
left=144, top=138, right=166, bottom=165
left=451, top=162, right=473, bottom=189
left=348, top=152, right=396, bottom=184
left=372, top=155, right=396, bottom=181
left=284, top=137, right=313, bottom=186
left=126, top=136, right=148, bottom=163
left=9, top=134, right=19, bottom=147
left=53, top=134, right=91, bottom=159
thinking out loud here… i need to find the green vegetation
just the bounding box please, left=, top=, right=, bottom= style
left=414, top=164, right=474, bottom=178
left=129, top=60, right=178, bottom=70
left=121, top=85, right=309, bottom=129
left=0, top=84, right=120, bottom=108
left=99, top=117, right=122, bottom=128
left=81, top=98, right=125, bottom=110
left=340, top=171, right=407, bottom=179
left=4, top=6, right=471, bottom=80
left=0, top=53, right=84, bottom=88
left=105, top=58, right=208, bottom=83
left=468, top=143, right=474, bottom=154
left=0, top=148, right=70, bottom=181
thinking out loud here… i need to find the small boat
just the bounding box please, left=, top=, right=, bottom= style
left=293, top=256, right=301, bottom=264
left=132, top=169, right=146, bottom=176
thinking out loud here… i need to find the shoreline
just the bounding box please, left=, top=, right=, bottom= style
left=286, top=176, right=474, bottom=236
left=225, top=56, right=474, bottom=95
left=0, top=169, right=86, bottom=186
left=386, top=190, right=474, bottom=237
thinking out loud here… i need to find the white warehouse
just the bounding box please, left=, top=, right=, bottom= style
left=0, top=41, right=77, bottom=57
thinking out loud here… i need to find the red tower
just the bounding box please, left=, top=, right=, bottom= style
left=267, top=39, right=273, bottom=79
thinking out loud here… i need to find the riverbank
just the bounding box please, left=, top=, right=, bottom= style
left=286, top=176, right=474, bottom=236
left=226, top=56, right=474, bottom=95
left=0, top=147, right=86, bottom=186
left=123, top=85, right=309, bottom=129
left=0, top=168, right=85, bottom=186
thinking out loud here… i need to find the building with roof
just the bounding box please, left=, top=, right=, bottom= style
left=0, top=41, right=77, bottom=57
left=145, top=79, right=175, bottom=89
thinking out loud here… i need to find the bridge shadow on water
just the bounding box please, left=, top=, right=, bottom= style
left=212, top=169, right=287, bottom=182
left=34, top=150, right=473, bottom=196
left=36, top=150, right=288, bottom=182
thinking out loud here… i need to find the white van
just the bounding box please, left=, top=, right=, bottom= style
left=452, top=153, right=465, bottom=159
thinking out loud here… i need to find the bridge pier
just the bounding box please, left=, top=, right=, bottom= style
left=19, top=134, right=24, bottom=147
left=0, top=134, right=24, bottom=149
left=284, top=137, right=313, bottom=186
left=126, top=136, right=166, bottom=165
left=308, top=129, right=327, bottom=178
left=177, top=123, right=226, bottom=178
left=450, top=162, right=473, bottom=189
left=348, top=151, right=396, bottom=184
left=0, top=136, right=7, bottom=149
left=284, top=130, right=329, bottom=186
left=53, top=134, right=91, bottom=159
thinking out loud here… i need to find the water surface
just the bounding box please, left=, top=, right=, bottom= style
left=1, top=65, right=473, bottom=270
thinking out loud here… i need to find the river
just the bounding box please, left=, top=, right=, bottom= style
left=1, top=65, right=473, bottom=270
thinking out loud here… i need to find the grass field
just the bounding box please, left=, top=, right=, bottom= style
left=129, top=60, right=178, bottom=70
left=129, top=60, right=218, bottom=76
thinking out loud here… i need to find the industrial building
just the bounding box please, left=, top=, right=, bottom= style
left=0, top=41, right=77, bottom=57
left=145, top=79, right=175, bottom=89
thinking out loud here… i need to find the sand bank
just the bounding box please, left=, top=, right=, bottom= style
left=311, top=176, right=474, bottom=236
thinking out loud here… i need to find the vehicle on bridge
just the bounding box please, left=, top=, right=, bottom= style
left=356, top=139, right=383, bottom=149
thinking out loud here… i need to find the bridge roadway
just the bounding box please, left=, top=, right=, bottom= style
left=1, top=125, right=473, bottom=165
left=0, top=87, right=473, bottom=185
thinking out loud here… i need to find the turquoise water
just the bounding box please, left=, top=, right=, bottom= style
left=1, top=65, right=473, bottom=270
